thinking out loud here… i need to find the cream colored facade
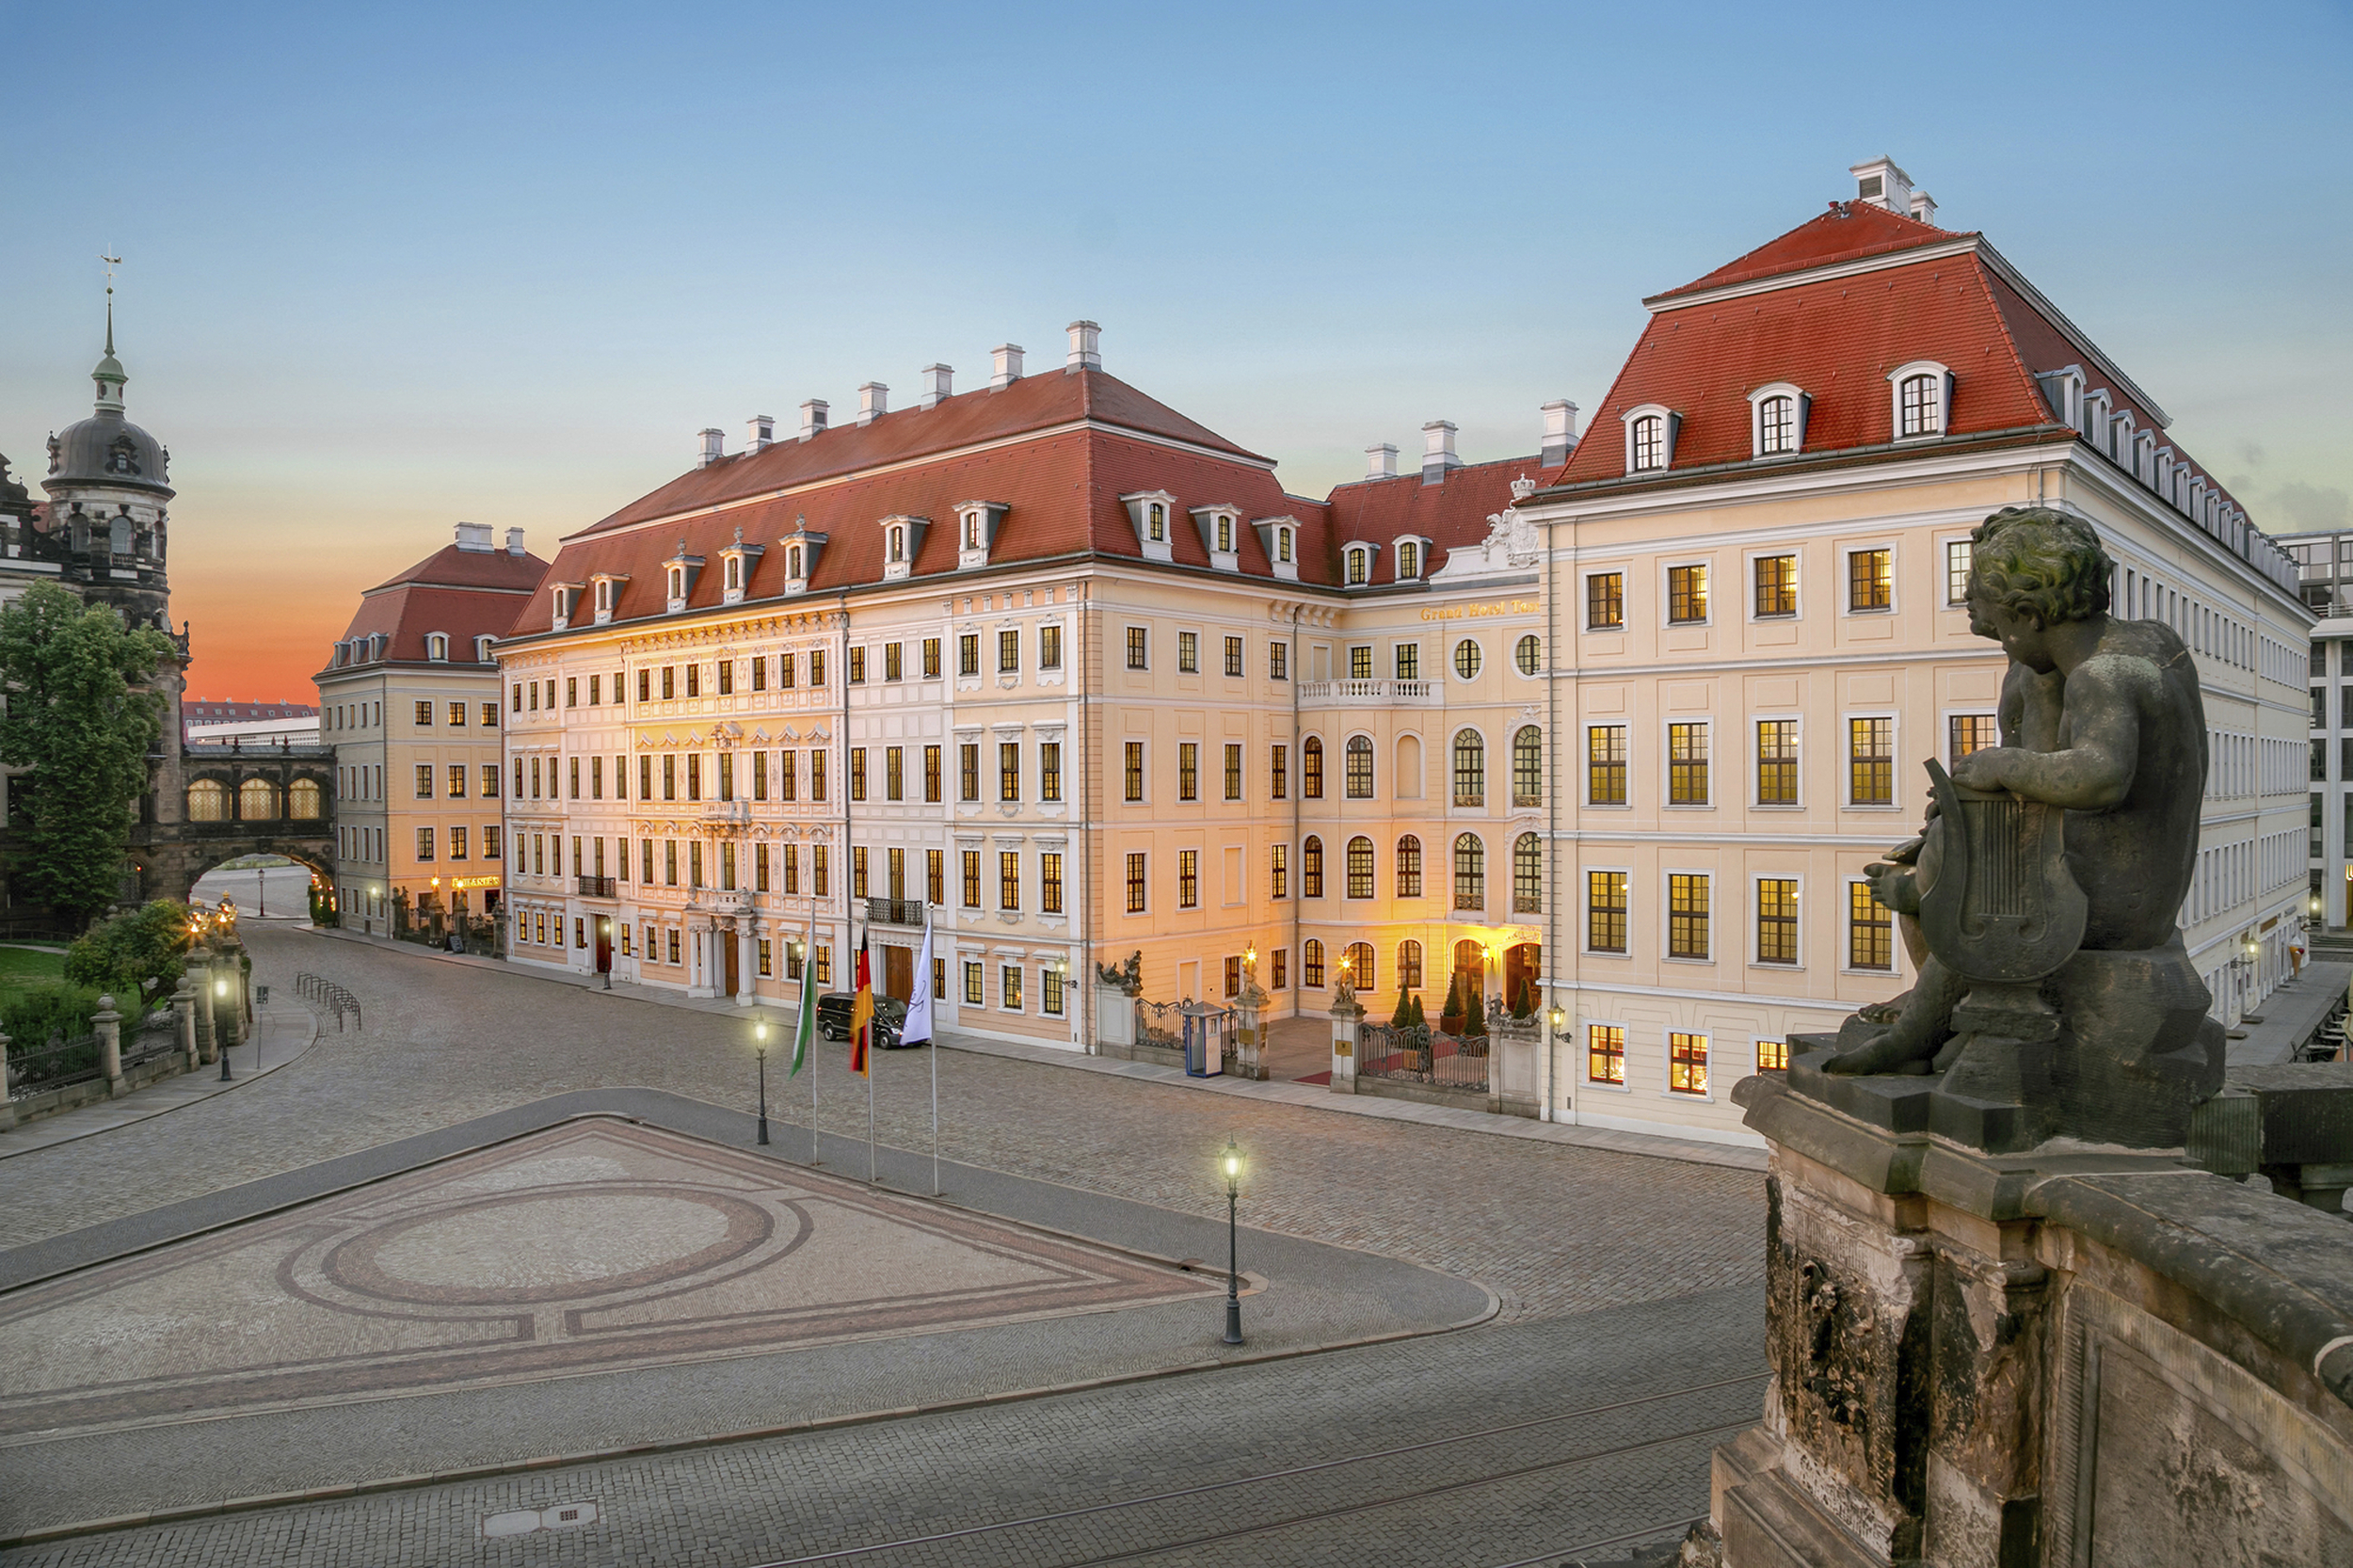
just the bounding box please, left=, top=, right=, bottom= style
left=1525, top=445, right=2313, bottom=1146
left=496, top=528, right=1560, bottom=1051
left=318, top=663, right=509, bottom=931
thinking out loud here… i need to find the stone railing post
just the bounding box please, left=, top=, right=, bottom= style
left=1095, top=984, right=1137, bottom=1053
left=174, top=975, right=199, bottom=1070
left=1329, top=997, right=1363, bottom=1093
left=94, top=994, right=124, bottom=1096
left=189, top=946, right=216, bottom=1063
left=0, top=1028, right=14, bottom=1131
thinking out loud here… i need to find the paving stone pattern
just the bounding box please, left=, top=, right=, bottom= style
left=0, top=928, right=1763, bottom=1323
left=0, top=1288, right=1761, bottom=1568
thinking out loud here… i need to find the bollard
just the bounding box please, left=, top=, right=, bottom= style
left=1329, top=996, right=1363, bottom=1094
left=94, top=994, right=124, bottom=1097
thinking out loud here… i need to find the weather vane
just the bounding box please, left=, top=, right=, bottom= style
left=101, top=249, right=120, bottom=297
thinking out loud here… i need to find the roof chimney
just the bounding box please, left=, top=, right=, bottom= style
left=505, top=528, right=527, bottom=557
left=1065, top=320, right=1100, bottom=373
left=919, top=363, right=953, bottom=409
left=857, top=382, right=888, bottom=425
left=1849, top=155, right=1914, bottom=216
left=1909, top=189, right=1938, bottom=225
left=697, top=427, right=725, bottom=468
left=1366, top=443, right=1399, bottom=481
left=990, top=344, right=1024, bottom=390
left=747, top=414, right=774, bottom=453
left=799, top=399, right=829, bottom=440
left=453, top=520, right=493, bottom=552
left=1540, top=400, right=1580, bottom=467
left=1420, top=421, right=1461, bottom=485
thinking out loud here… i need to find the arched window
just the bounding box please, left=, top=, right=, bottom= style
left=725, top=555, right=744, bottom=589
left=1399, top=540, right=1420, bottom=579
left=1303, top=938, right=1326, bottom=987
left=787, top=544, right=804, bottom=578
left=1898, top=373, right=1942, bottom=437
left=1397, top=939, right=1424, bottom=991
left=185, top=780, right=227, bottom=822
left=1345, top=735, right=1374, bottom=798
left=1276, top=527, right=1292, bottom=563
left=109, top=514, right=133, bottom=554
left=1216, top=516, right=1233, bottom=552
left=1303, top=836, right=1325, bottom=898
left=1346, top=835, right=1374, bottom=898
left=239, top=778, right=280, bottom=821
left=1343, top=941, right=1376, bottom=991
left=888, top=525, right=904, bottom=562
left=1514, top=633, right=1542, bottom=675
left=1453, top=833, right=1485, bottom=909
left=1758, top=394, right=1797, bottom=455
left=1453, top=729, right=1485, bottom=806
left=1396, top=835, right=1423, bottom=897
left=1513, top=832, right=1543, bottom=913
left=1513, top=726, right=1543, bottom=806
left=964, top=514, right=981, bottom=549
left=426, top=633, right=449, bottom=662
left=287, top=778, right=324, bottom=820
left=1347, top=547, right=1369, bottom=585
left=666, top=566, right=685, bottom=600
left=1303, top=736, right=1324, bottom=799
left=1147, top=503, right=1166, bottom=541
left=1631, top=414, right=1665, bottom=471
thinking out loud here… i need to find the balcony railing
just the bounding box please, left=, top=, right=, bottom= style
left=576, top=875, right=618, bottom=898
left=1297, top=679, right=1439, bottom=704
left=867, top=897, right=932, bottom=927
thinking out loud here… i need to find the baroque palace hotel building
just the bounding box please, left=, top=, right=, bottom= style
left=493, top=159, right=2309, bottom=1145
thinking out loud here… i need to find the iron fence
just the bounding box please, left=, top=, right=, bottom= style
left=120, top=1015, right=184, bottom=1069
left=1357, top=1022, right=1490, bottom=1093
left=6, top=1032, right=104, bottom=1100
left=1135, top=1000, right=1185, bottom=1054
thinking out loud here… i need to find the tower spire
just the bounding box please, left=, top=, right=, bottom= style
left=93, top=251, right=125, bottom=414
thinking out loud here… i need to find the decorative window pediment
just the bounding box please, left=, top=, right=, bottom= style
left=1189, top=505, right=1242, bottom=572
left=954, top=502, right=1009, bottom=570
left=1118, top=490, right=1177, bottom=565
left=1746, top=383, right=1810, bottom=458
left=589, top=571, right=630, bottom=625
left=716, top=526, right=765, bottom=605
left=778, top=520, right=827, bottom=595
left=1621, top=404, right=1680, bottom=473
left=1250, top=516, right=1300, bottom=582
left=879, top=514, right=931, bottom=582
left=661, top=541, right=706, bottom=614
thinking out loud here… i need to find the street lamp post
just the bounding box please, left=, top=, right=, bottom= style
left=216, top=975, right=232, bottom=1081
left=1221, top=1137, right=1244, bottom=1346
left=753, top=1019, right=771, bottom=1145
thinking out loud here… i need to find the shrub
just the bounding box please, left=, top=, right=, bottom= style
left=1465, top=985, right=1488, bottom=1040
left=65, top=900, right=188, bottom=1000
left=3, top=982, right=112, bottom=1047
left=1440, top=973, right=1463, bottom=1025
left=1409, top=993, right=1427, bottom=1029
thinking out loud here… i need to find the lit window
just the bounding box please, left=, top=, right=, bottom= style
left=1303, top=939, right=1325, bottom=988
left=1668, top=723, right=1709, bottom=806
left=1177, top=850, right=1198, bottom=908
left=1397, top=940, right=1423, bottom=990
left=1513, top=727, right=1542, bottom=806
left=1945, top=540, right=1974, bottom=604
left=1756, top=721, right=1798, bottom=806
left=1754, top=555, right=1797, bottom=617
left=1396, top=835, right=1421, bottom=898
left=1346, top=736, right=1374, bottom=798
left=1513, top=833, right=1542, bottom=913
left=1669, top=1032, right=1709, bottom=1095
left=1849, top=549, right=1893, bottom=612
left=1347, top=548, right=1369, bottom=585
left=1948, top=714, right=1998, bottom=766
left=1453, top=639, right=1482, bottom=680
left=1756, top=878, right=1798, bottom=964
left=1588, top=726, right=1626, bottom=806
left=1346, top=836, right=1374, bottom=899
left=1303, top=836, right=1323, bottom=898
left=1757, top=1037, right=1789, bottom=1072
left=1668, top=873, right=1709, bottom=959
left=1849, top=881, right=1893, bottom=970
left=1452, top=834, right=1484, bottom=909
left=1399, top=540, right=1420, bottom=578
left=1452, top=729, right=1484, bottom=806
left=1849, top=718, right=1894, bottom=806
left=1514, top=634, right=1542, bottom=675
left=1588, top=1024, right=1625, bottom=1083
left=1668, top=564, right=1708, bottom=623
left=1587, top=573, right=1625, bottom=629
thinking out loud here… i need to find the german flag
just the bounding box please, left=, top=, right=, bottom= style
left=849, top=930, right=873, bottom=1077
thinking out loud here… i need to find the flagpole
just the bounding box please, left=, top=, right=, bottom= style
left=928, top=909, right=940, bottom=1197
left=864, top=923, right=877, bottom=1185
left=807, top=922, right=819, bottom=1165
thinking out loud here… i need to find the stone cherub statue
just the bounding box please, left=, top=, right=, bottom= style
left=1818, top=506, right=2223, bottom=1149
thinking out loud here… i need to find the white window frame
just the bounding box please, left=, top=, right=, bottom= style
left=1842, top=539, right=1899, bottom=617
left=1750, top=712, right=1803, bottom=811
left=1661, top=557, right=1714, bottom=628
left=1941, top=536, right=1975, bottom=606
left=1887, top=360, right=1953, bottom=440
left=1582, top=863, right=1634, bottom=960
left=1843, top=874, right=1904, bottom=978
left=1659, top=867, right=1715, bottom=967
left=425, top=632, right=449, bottom=662
left=1344, top=544, right=1372, bottom=586
left=1744, top=546, right=1802, bottom=624
left=1751, top=870, right=1806, bottom=970
left=1621, top=403, right=1679, bottom=473
left=1746, top=383, right=1810, bottom=458
left=1395, top=536, right=1430, bottom=581
left=1661, top=718, right=1713, bottom=809
left=1842, top=712, right=1901, bottom=809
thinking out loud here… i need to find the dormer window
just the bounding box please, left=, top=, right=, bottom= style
left=1251, top=515, right=1302, bottom=584
left=1621, top=404, right=1679, bottom=473
left=1400, top=541, right=1419, bottom=578
left=713, top=528, right=764, bottom=605
left=787, top=545, right=803, bottom=577
left=1189, top=505, right=1242, bottom=571
left=426, top=632, right=450, bottom=662
left=1889, top=361, right=1952, bottom=439
left=1346, top=547, right=1371, bottom=585
left=876, top=514, right=928, bottom=581
left=725, top=556, right=743, bottom=591
left=1119, top=490, right=1179, bottom=564
left=588, top=572, right=628, bottom=625
left=666, top=566, right=685, bottom=600
left=1216, top=516, right=1232, bottom=552
left=888, top=524, right=905, bottom=562
left=596, top=579, right=614, bottom=613
left=473, top=634, right=495, bottom=663
left=1277, top=528, right=1293, bottom=563
left=1748, top=384, right=1809, bottom=457
left=548, top=583, right=584, bottom=630
left=776, top=521, right=827, bottom=595
left=1148, top=504, right=1165, bottom=542
left=954, top=502, right=1009, bottom=570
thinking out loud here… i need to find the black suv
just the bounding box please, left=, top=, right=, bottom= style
left=815, top=992, right=911, bottom=1049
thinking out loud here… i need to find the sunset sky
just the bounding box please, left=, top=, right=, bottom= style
left=5, top=1, right=2346, bottom=702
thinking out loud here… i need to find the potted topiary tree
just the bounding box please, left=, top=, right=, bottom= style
left=1465, top=983, right=1488, bottom=1045
left=1439, top=973, right=1465, bottom=1036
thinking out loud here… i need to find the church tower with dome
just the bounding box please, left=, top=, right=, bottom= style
left=37, top=296, right=178, bottom=632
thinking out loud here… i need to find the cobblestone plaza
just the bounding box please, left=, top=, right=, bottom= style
left=0, top=926, right=1766, bottom=1564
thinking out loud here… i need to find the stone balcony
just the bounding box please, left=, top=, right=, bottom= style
left=1296, top=679, right=1440, bottom=707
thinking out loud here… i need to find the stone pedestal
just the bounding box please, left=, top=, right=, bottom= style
left=1717, top=1064, right=2353, bottom=1568
left=94, top=995, right=124, bottom=1097
left=1095, top=985, right=1136, bottom=1052
left=1329, top=999, right=1361, bottom=1093
left=174, top=976, right=198, bottom=1070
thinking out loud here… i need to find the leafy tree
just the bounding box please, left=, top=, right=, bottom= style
left=0, top=584, right=172, bottom=929
left=65, top=898, right=190, bottom=1012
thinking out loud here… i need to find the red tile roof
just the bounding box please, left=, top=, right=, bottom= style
left=584, top=368, right=1270, bottom=536
left=1650, top=200, right=1962, bottom=302
left=333, top=543, right=549, bottom=666
left=1322, top=457, right=1566, bottom=587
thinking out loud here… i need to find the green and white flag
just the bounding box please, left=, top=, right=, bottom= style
left=790, top=924, right=816, bottom=1076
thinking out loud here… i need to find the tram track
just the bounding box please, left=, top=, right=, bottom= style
left=750, top=1370, right=1763, bottom=1568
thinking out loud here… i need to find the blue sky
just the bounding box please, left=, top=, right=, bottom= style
left=5, top=0, right=2346, bottom=696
